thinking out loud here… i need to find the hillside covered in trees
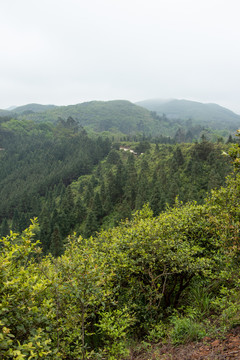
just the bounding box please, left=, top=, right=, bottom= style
left=136, top=98, right=240, bottom=130
left=0, top=114, right=233, bottom=255
left=1, top=131, right=240, bottom=359
left=0, top=104, right=240, bottom=359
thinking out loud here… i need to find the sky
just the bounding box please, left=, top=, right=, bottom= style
left=1, top=0, right=240, bottom=113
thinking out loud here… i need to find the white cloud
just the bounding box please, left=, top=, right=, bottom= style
left=1, top=0, right=240, bottom=112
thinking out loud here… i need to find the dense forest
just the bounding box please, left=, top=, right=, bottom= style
left=0, top=115, right=233, bottom=256
left=1, top=108, right=240, bottom=359
left=1, top=133, right=240, bottom=359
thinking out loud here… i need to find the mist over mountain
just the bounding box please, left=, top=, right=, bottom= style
left=136, top=98, right=240, bottom=130
left=12, top=103, right=57, bottom=114
left=0, top=109, right=13, bottom=116
left=4, top=106, right=17, bottom=111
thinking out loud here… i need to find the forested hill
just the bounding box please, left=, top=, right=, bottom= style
left=136, top=98, right=240, bottom=130
left=8, top=100, right=161, bottom=135
left=12, top=103, right=57, bottom=114
left=0, top=114, right=232, bottom=254
left=0, top=117, right=111, bottom=238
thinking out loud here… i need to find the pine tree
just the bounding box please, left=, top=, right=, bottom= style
left=135, top=159, right=150, bottom=209
left=12, top=209, right=20, bottom=232
left=124, top=154, right=137, bottom=209
left=39, top=207, right=52, bottom=253
left=84, top=182, right=94, bottom=208
left=173, top=147, right=184, bottom=166
left=75, top=197, right=86, bottom=224
left=50, top=225, right=63, bottom=257
left=59, top=186, right=76, bottom=237
left=135, top=175, right=149, bottom=209
left=150, top=171, right=165, bottom=215
left=84, top=210, right=98, bottom=238
left=115, top=159, right=126, bottom=200
left=1, top=218, right=9, bottom=237
left=106, top=170, right=118, bottom=203
left=92, top=192, right=103, bottom=221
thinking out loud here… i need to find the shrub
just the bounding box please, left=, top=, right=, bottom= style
left=170, top=315, right=206, bottom=345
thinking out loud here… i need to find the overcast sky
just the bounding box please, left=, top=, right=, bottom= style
left=1, top=0, right=240, bottom=112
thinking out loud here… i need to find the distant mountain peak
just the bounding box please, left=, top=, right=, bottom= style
left=135, top=98, right=240, bottom=130
left=4, top=105, right=17, bottom=111
left=12, top=103, right=57, bottom=114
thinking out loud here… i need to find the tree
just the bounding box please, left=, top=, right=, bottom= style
left=150, top=179, right=165, bottom=215
left=39, top=206, right=52, bottom=253
left=84, top=210, right=98, bottom=238
left=0, top=220, right=53, bottom=359
left=173, top=146, right=184, bottom=166
left=106, top=149, right=121, bottom=165
left=59, top=186, right=76, bottom=237
left=50, top=225, right=63, bottom=257
left=92, top=192, right=103, bottom=221
left=0, top=218, right=9, bottom=237
left=75, top=197, right=86, bottom=224
left=135, top=140, right=151, bottom=154
left=11, top=209, right=20, bottom=232
left=124, top=154, right=137, bottom=209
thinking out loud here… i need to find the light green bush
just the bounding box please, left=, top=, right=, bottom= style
left=170, top=315, right=206, bottom=345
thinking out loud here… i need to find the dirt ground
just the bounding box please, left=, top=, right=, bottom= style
left=130, top=326, right=240, bottom=360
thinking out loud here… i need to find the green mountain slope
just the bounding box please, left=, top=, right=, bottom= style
left=136, top=98, right=240, bottom=130
left=2, top=98, right=239, bottom=139
left=0, top=109, right=12, bottom=117
left=15, top=100, right=160, bottom=135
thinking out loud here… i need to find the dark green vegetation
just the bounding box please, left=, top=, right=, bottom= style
left=0, top=117, right=111, bottom=242
left=0, top=114, right=232, bottom=254
left=1, top=133, right=240, bottom=359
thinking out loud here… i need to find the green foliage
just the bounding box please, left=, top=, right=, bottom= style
left=0, top=222, right=113, bottom=359
left=67, top=141, right=231, bottom=242
left=146, top=321, right=167, bottom=343
left=170, top=315, right=206, bottom=345
left=97, top=307, right=133, bottom=359
left=2, top=131, right=240, bottom=357
left=0, top=117, right=111, bottom=250
left=94, top=201, right=223, bottom=337
left=186, top=280, right=214, bottom=318
left=0, top=114, right=232, bottom=254
left=0, top=220, right=54, bottom=359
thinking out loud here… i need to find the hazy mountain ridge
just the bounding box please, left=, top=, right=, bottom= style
left=136, top=98, right=240, bottom=130
left=1, top=98, right=240, bottom=137
left=0, top=103, right=57, bottom=117
left=11, top=103, right=57, bottom=114
left=0, top=109, right=13, bottom=116
left=8, top=100, right=161, bottom=135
